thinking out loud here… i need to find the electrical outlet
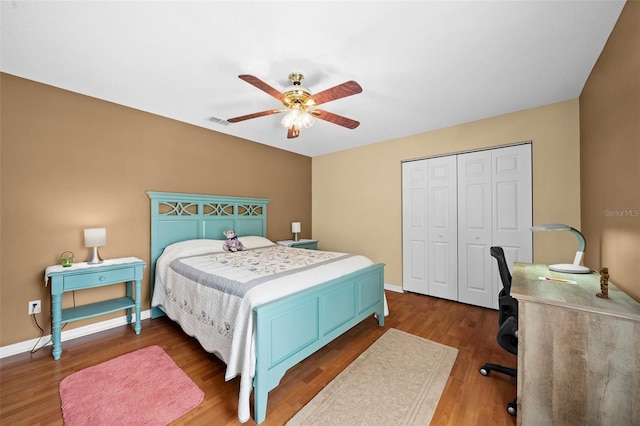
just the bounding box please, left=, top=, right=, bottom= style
left=28, top=300, right=41, bottom=315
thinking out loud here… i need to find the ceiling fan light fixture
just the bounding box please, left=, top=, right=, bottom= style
left=227, top=72, right=362, bottom=138
left=281, top=104, right=315, bottom=130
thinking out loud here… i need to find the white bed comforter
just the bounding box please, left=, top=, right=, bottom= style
left=151, top=238, right=374, bottom=422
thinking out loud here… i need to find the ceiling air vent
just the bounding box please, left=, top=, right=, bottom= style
left=208, top=116, right=229, bottom=126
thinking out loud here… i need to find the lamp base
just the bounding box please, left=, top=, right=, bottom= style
left=87, top=247, right=103, bottom=264
left=293, top=233, right=299, bottom=242
left=549, top=263, right=591, bottom=274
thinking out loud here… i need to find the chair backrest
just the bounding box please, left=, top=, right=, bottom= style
left=490, top=246, right=518, bottom=326
left=490, top=246, right=512, bottom=294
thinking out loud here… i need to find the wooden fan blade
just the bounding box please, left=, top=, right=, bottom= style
left=312, top=81, right=362, bottom=106
left=227, top=109, right=281, bottom=123
left=312, top=109, right=360, bottom=129
left=238, top=75, right=284, bottom=100
left=287, top=127, right=300, bottom=139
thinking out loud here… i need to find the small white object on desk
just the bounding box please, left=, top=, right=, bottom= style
left=538, top=276, right=577, bottom=284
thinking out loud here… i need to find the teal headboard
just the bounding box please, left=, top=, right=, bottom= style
left=147, top=191, right=270, bottom=317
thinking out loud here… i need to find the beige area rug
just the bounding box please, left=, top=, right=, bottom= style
left=287, top=328, right=458, bottom=426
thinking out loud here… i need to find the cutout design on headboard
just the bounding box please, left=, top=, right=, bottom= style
left=238, top=204, right=263, bottom=216
left=204, top=203, right=234, bottom=216
left=159, top=202, right=199, bottom=216
left=157, top=202, right=264, bottom=218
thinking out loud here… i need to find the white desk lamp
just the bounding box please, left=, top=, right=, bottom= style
left=530, top=223, right=591, bottom=273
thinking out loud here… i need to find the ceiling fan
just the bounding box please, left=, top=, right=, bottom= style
left=227, top=72, right=362, bottom=139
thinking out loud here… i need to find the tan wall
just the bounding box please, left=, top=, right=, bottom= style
left=0, top=73, right=312, bottom=347
left=580, top=1, right=640, bottom=301
left=313, top=100, right=582, bottom=288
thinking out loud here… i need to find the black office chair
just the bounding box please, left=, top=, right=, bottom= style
left=479, top=246, right=518, bottom=416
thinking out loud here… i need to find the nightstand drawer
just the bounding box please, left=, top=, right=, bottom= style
left=293, top=241, right=318, bottom=250
left=63, top=267, right=136, bottom=290
left=277, top=239, right=319, bottom=250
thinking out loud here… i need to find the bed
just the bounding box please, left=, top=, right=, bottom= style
left=147, top=191, right=385, bottom=424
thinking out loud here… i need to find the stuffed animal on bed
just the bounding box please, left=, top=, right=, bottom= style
left=223, top=229, right=245, bottom=252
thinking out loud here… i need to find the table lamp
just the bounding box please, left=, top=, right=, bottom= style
left=291, top=222, right=301, bottom=242
left=530, top=223, right=591, bottom=273
left=84, top=228, right=106, bottom=264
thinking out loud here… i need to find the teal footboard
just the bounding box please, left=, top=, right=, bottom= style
left=252, top=263, right=385, bottom=424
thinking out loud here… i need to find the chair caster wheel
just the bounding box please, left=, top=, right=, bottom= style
left=507, top=402, right=517, bottom=416
left=479, top=367, right=489, bottom=376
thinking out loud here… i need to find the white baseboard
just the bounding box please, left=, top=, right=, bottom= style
left=0, top=310, right=152, bottom=359
left=384, top=283, right=404, bottom=293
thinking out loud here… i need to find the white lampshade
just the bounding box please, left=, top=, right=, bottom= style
left=84, top=228, right=106, bottom=248
left=291, top=222, right=301, bottom=233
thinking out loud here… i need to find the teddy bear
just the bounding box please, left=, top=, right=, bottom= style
left=223, top=229, right=245, bottom=252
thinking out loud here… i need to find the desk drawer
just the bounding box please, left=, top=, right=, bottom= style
left=63, top=267, right=136, bottom=290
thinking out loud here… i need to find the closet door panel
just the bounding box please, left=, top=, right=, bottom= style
left=492, top=144, right=533, bottom=256
left=427, top=156, right=457, bottom=300
left=491, top=144, right=533, bottom=308
left=464, top=243, right=491, bottom=295
left=458, top=150, right=494, bottom=308
left=402, top=162, right=429, bottom=294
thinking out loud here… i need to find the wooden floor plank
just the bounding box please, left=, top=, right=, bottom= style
left=0, top=291, right=517, bottom=425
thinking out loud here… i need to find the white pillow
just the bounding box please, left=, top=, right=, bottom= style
left=163, top=239, right=226, bottom=257
left=238, top=236, right=275, bottom=249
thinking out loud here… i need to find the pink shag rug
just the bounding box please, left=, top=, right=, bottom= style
left=59, top=345, right=204, bottom=425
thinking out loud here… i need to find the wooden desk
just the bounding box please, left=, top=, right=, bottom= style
left=511, top=263, right=640, bottom=425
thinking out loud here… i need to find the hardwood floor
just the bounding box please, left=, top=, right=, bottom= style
left=0, top=291, right=517, bottom=425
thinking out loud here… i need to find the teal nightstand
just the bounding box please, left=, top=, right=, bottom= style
left=277, top=239, right=318, bottom=250
left=45, top=257, right=146, bottom=360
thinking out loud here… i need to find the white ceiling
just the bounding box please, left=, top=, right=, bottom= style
left=1, top=1, right=626, bottom=157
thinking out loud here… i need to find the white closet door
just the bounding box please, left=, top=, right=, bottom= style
left=426, top=156, right=458, bottom=300
left=492, top=144, right=532, bottom=308
left=403, top=144, right=532, bottom=309
left=457, top=150, right=494, bottom=308
left=402, top=161, right=429, bottom=294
